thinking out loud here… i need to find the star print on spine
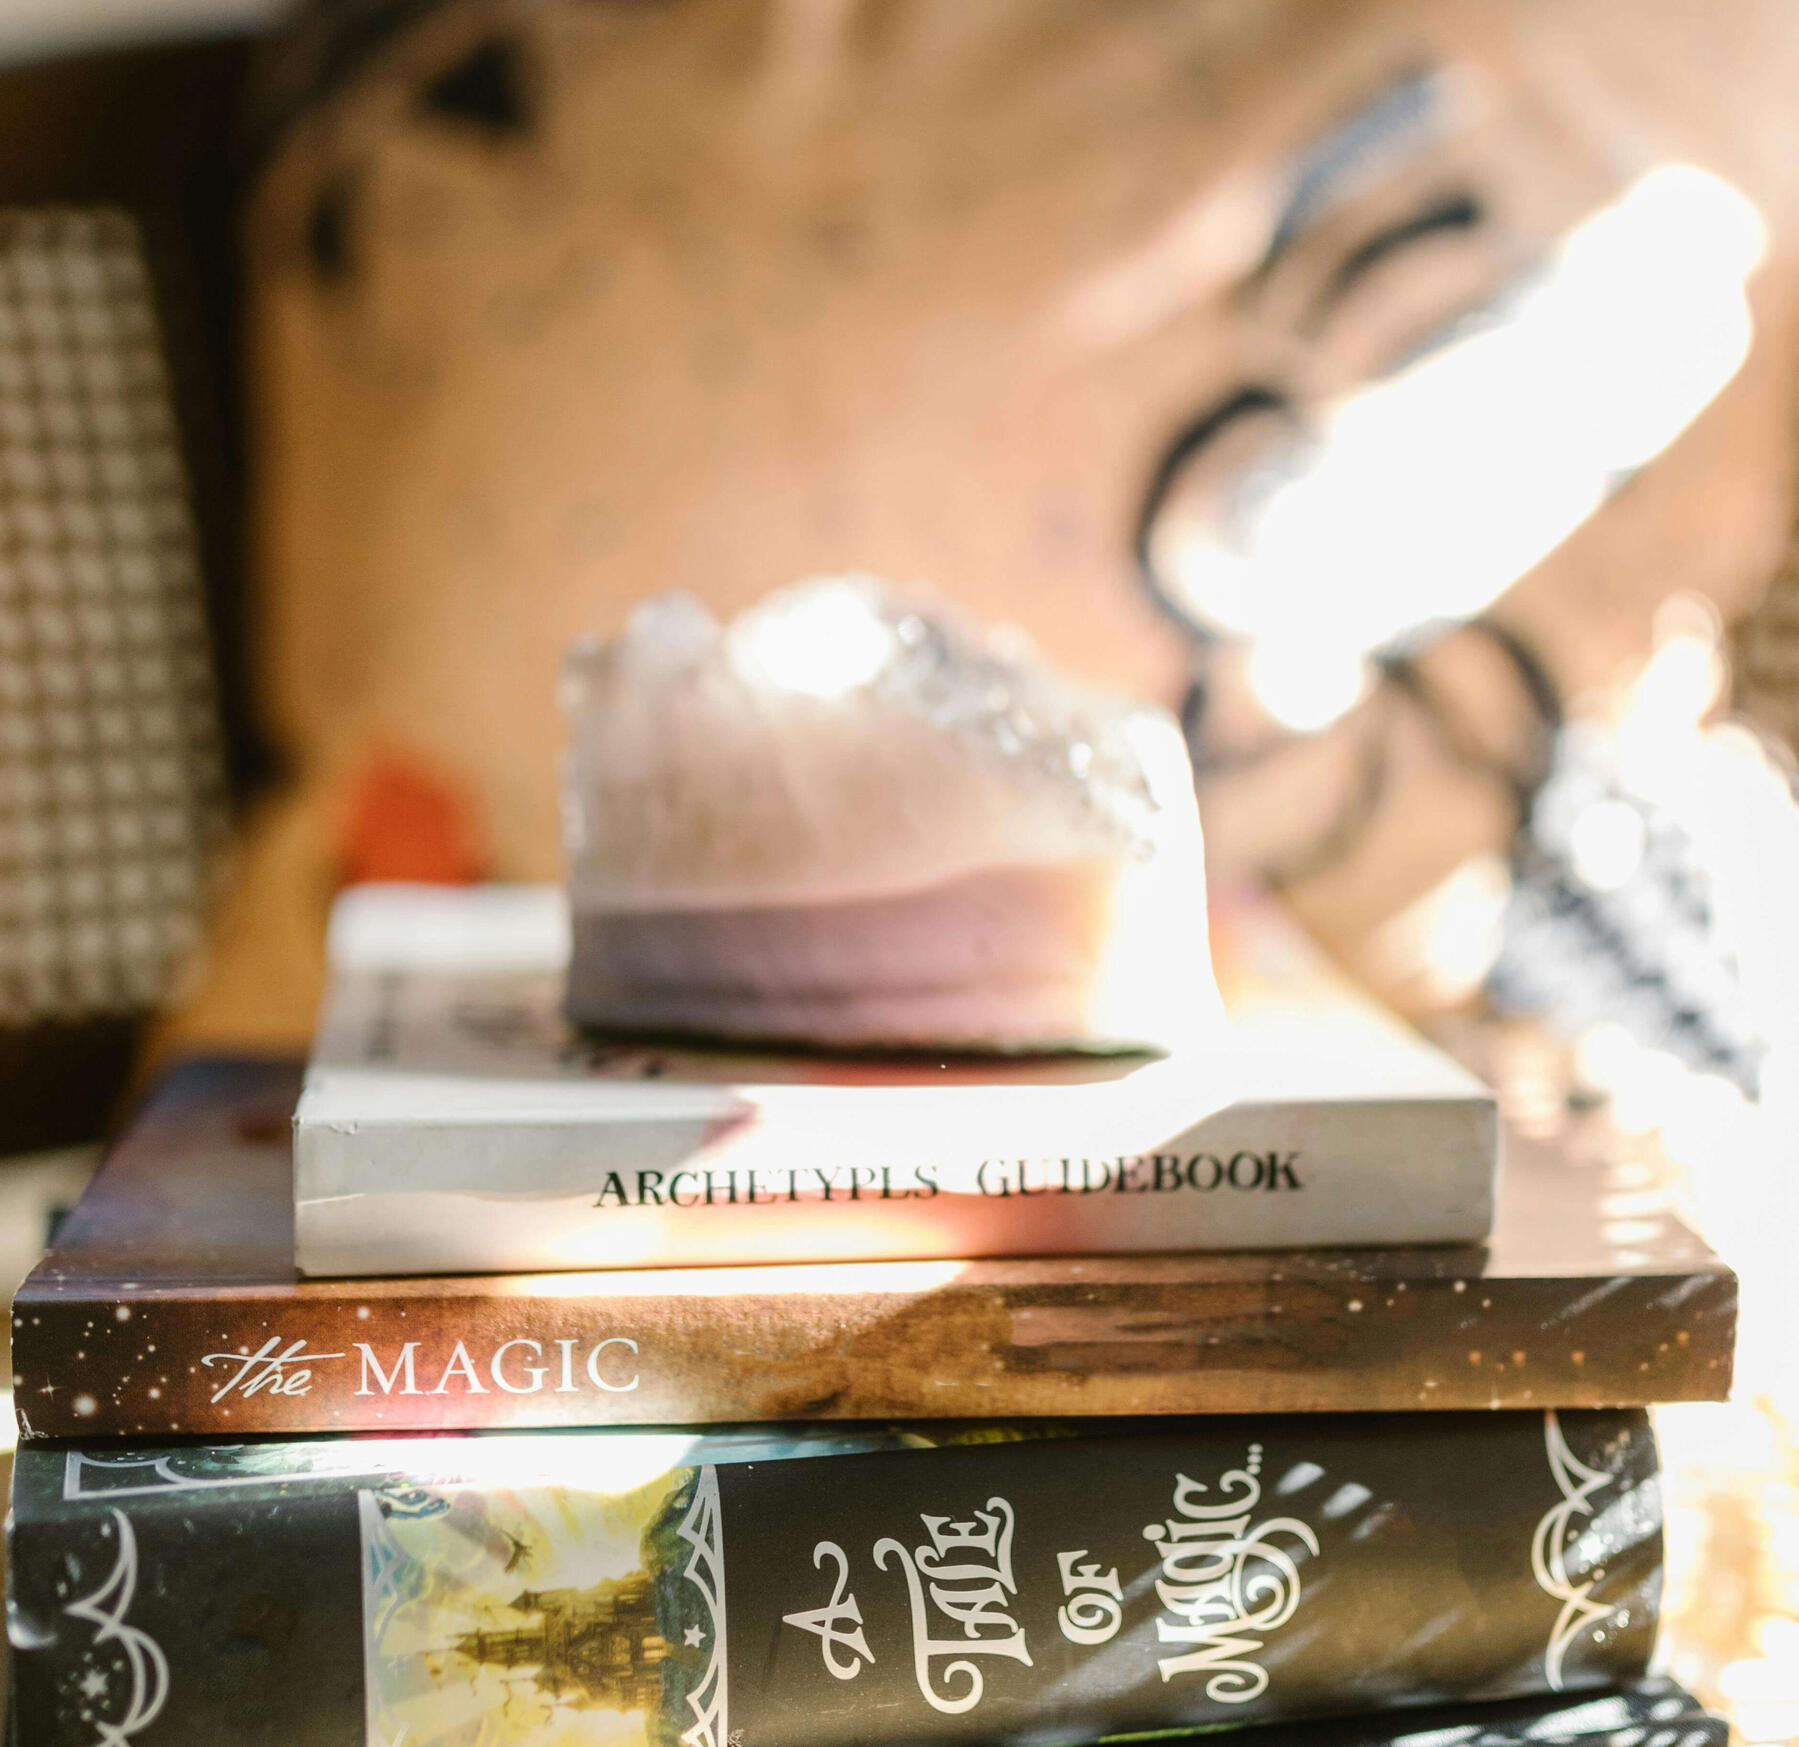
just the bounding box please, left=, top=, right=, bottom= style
left=1530, top=1411, right=1623, bottom=1689
left=675, top=1466, right=729, bottom=1747
left=60, top=1508, right=169, bottom=1747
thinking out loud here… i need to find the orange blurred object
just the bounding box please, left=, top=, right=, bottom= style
left=339, top=752, right=485, bottom=888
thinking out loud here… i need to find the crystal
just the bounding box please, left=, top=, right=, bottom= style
left=561, top=575, right=1220, bottom=1051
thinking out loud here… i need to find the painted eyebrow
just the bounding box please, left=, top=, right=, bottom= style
left=1306, top=188, right=1487, bottom=326
left=1254, top=64, right=1445, bottom=282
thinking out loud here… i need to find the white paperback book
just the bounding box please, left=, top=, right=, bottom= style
left=294, top=884, right=1498, bottom=1276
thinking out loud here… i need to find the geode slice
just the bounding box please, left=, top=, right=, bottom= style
left=560, top=576, right=1219, bottom=1051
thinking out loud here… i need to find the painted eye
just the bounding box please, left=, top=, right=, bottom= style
left=1142, top=163, right=1763, bottom=686
left=1135, top=387, right=1302, bottom=645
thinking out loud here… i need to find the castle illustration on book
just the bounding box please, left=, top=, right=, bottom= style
left=445, top=1574, right=668, bottom=1715
left=363, top=1463, right=726, bottom=1747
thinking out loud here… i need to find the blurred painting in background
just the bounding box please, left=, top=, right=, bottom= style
left=148, top=0, right=1799, bottom=1074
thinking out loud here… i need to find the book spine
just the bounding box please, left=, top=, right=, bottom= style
left=9, top=1410, right=1660, bottom=1747
left=293, top=1094, right=1498, bottom=1276
left=10, top=1251, right=1735, bottom=1441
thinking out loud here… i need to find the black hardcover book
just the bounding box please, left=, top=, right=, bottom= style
left=9, top=1411, right=1661, bottom=1747
left=1233, top=1679, right=1723, bottom=1747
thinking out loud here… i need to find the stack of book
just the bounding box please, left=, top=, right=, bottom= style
left=7, top=884, right=1736, bottom=1745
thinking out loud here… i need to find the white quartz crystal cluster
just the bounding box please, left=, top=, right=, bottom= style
left=561, top=576, right=1219, bottom=1051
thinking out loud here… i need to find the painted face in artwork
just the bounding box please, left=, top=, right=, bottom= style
left=190, top=0, right=1794, bottom=1046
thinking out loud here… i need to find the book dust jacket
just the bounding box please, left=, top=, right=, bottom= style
left=12, top=1413, right=1661, bottom=1747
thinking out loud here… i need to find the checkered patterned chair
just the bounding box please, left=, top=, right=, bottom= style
left=0, top=207, right=229, bottom=1153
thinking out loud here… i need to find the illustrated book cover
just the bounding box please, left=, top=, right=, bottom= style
left=9, top=1408, right=1662, bottom=1746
